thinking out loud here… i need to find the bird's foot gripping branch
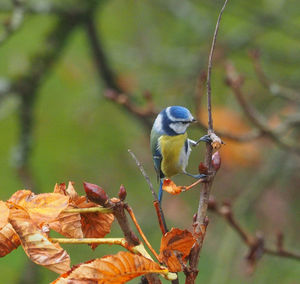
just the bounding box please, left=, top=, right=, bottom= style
left=162, top=148, right=222, bottom=196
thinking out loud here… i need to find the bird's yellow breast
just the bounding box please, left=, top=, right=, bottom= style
left=159, top=133, right=187, bottom=178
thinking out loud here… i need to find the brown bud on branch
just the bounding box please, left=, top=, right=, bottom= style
left=118, top=185, right=127, bottom=201
left=83, top=182, right=108, bottom=206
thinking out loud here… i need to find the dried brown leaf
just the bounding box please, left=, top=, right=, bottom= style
left=8, top=190, right=32, bottom=205
left=75, top=197, right=114, bottom=249
left=65, top=181, right=79, bottom=201
left=51, top=251, right=167, bottom=284
left=9, top=190, right=70, bottom=226
left=54, top=182, right=79, bottom=202
left=49, top=208, right=83, bottom=239
left=0, top=201, right=9, bottom=229
left=53, top=183, right=67, bottom=195
left=0, top=223, right=20, bottom=257
left=9, top=206, right=70, bottom=274
left=51, top=182, right=114, bottom=241
left=162, top=179, right=183, bottom=195
left=159, top=228, right=195, bottom=272
left=51, top=182, right=83, bottom=238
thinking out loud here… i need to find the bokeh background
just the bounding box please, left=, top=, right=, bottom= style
left=0, top=0, right=299, bottom=283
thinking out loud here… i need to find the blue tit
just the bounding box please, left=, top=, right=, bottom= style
left=150, top=106, right=208, bottom=203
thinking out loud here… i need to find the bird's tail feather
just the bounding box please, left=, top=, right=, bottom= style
left=158, top=179, right=163, bottom=203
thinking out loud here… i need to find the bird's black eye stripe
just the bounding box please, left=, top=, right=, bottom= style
left=179, top=121, right=190, bottom=124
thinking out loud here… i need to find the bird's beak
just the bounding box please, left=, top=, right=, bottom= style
left=191, top=118, right=197, bottom=123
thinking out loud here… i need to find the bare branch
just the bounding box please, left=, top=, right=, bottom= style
left=208, top=199, right=300, bottom=266
left=86, top=189, right=163, bottom=283
left=128, top=149, right=168, bottom=235
left=206, top=0, right=229, bottom=132
left=125, top=205, right=160, bottom=262
left=186, top=1, right=229, bottom=283
left=225, top=62, right=300, bottom=155
left=84, top=15, right=154, bottom=129
left=249, top=50, right=300, bottom=103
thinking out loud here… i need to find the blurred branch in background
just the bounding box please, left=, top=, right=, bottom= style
left=79, top=1, right=300, bottom=279
left=80, top=1, right=300, bottom=277
left=249, top=49, right=300, bottom=103
left=87, top=24, right=300, bottom=153
left=225, top=61, right=300, bottom=154
left=208, top=197, right=300, bottom=274
left=0, top=0, right=299, bottom=283
left=84, top=10, right=156, bottom=129
left=195, top=72, right=264, bottom=142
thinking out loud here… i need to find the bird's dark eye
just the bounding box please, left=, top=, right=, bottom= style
left=181, top=121, right=189, bottom=124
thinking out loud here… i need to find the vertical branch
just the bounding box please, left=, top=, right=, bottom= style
left=206, top=0, right=228, bottom=132
left=186, top=1, right=229, bottom=283
left=196, top=0, right=229, bottom=235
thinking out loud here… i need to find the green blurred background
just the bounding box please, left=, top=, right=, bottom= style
left=0, top=0, right=299, bottom=283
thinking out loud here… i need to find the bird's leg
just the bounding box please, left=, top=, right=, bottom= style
left=189, top=135, right=212, bottom=148
left=158, top=179, right=163, bottom=204
left=183, top=172, right=207, bottom=179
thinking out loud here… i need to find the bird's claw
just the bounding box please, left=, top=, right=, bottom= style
left=196, top=134, right=212, bottom=144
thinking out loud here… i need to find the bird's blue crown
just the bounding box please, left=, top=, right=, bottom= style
left=153, top=106, right=194, bottom=136
left=167, top=106, right=192, bottom=121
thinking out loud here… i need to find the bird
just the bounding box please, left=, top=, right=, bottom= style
left=150, top=106, right=209, bottom=203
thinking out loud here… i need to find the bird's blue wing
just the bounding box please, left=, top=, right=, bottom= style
left=150, top=129, right=164, bottom=180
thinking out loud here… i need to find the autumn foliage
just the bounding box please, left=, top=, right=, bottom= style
left=0, top=181, right=198, bottom=283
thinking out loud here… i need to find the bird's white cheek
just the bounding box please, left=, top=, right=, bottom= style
left=169, top=123, right=189, bottom=134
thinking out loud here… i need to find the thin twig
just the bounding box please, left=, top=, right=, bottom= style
left=153, top=201, right=168, bottom=235
left=50, top=237, right=127, bottom=245
left=225, top=62, right=300, bottom=155
left=84, top=15, right=154, bottom=128
left=86, top=187, right=163, bottom=283
left=128, top=149, right=168, bottom=234
left=249, top=50, right=300, bottom=102
left=128, top=149, right=157, bottom=200
left=208, top=199, right=300, bottom=264
left=186, top=1, right=229, bottom=282
left=63, top=207, right=113, bottom=214
left=50, top=237, right=154, bottom=260
left=206, top=0, right=228, bottom=132
left=263, top=247, right=300, bottom=261
left=125, top=205, right=160, bottom=262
